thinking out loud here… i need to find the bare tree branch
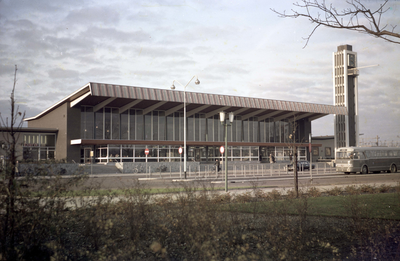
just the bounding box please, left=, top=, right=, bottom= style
left=271, top=0, right=400, bottom=48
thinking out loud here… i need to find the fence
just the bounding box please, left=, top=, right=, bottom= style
left=137, top=162, right=337, bottom=180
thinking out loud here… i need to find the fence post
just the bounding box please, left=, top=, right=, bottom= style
left=279, top=164, right=281, bottom=176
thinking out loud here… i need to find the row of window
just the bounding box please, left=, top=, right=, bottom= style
left=80, top=145, right=307, bottom=163
left=336, top=149, right=400, bottom=159
left=81, top=106, right=301, bottom=143
left=23, top=134, right=56, bottom=147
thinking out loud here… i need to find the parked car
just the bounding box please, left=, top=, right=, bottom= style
left=286, top=160, right=315, bottom=171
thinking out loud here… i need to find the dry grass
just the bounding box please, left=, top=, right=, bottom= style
left=1, top=171, right=400, bottom=260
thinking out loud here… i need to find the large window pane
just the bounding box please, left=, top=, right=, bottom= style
left=145, top=113, right=151, bottom=140
left=167, top=115, right=174, bottom=141
left=174, top=112, right=180, bottom=141
left=81, top=107, right=94, bottom=139
left=243, top=120, right=249, bottom=142
left=159, top=111, right=165, bottom=141
left=136, top=110, right=143, bottom=140
left=194, top=114, right=199, bottom=141
left=112, top=108, right=120, bottom=139
left=207, top=118, right=213, bottom=141
left=95, top=110, right=103, bottom=139
left=130, top=109, right=136, bottom=140
left=104, top=108, right=111, bottom=140
left=153, top=111, right=158, bottom=140
left=260, top=121, right=265, bottom=142
left=120, top=111, right=128, bottom=140
left=200, top=114, right=206, bottom=141
left=122, top=145, right=133, bottom=157
left=188, top=115, right=194, bottom=141
left=214, top=116, right=219, bottom=142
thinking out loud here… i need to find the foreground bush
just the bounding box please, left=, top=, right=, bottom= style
left=1, top=179, right=399, bottom=260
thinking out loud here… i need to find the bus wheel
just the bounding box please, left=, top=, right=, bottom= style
left=344, top=172, right=350, bottom=175
left=361, top=165, right=368, bottom=174
left=390, top=164, right=397, bottom=173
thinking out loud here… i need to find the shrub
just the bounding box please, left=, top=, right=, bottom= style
left=234, top=191, right=253, bottom=203
left=360, top=184, right=376, bottom=194
left=254, top=189, right=269, bottom=199
left=286, top=188, right=298, bottom=199
left=307, top=187, right=322, bottom=197
left=345, top=185, right=361, bottom=195
left=327, top=186, right=342, bottom=196
left=378, top=184, right=392, bottom=193
left=267, top=189, right=281, bottom=200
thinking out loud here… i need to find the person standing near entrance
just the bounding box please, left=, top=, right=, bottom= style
left=269, top=154, right=275, bottom=163
left=215, top=159, right=221, bottom=172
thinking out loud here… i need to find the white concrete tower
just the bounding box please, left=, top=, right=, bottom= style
left=333, top=45, right=359, bottom=151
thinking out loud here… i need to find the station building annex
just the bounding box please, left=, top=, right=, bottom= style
left=21, top=82, right=347, bottom=164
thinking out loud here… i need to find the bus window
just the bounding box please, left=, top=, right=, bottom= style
left=337, top=151, right=350, bottom=159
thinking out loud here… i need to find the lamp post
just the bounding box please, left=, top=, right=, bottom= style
left=219, top=111, right=234, bottom=192
left=170, top=76, right=200, bottom=179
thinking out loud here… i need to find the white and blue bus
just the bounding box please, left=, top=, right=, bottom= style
left=336, top=147, right=400, bottom=174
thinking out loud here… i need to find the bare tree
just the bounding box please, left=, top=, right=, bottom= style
left=287, top=116, right=300, bottom=197
left=0, top=65, right=25, bottom=260
left=271, top=0, right=400, bottom=48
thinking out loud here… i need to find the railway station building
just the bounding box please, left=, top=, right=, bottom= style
left=22, top=82, right=347, bottom=164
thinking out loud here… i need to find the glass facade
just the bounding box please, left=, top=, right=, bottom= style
left=23, top=134, right=56, bottom=161
left=79, top=106, right=307, bottom=163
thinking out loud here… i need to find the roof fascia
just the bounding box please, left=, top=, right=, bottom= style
left=24, top=83, right=91, bottom=121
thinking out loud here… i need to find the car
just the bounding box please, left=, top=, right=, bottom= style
left=286, top=160, right=315, bottom=171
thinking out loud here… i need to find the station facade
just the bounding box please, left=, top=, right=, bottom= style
left=24, top=82, right=347, bottom=164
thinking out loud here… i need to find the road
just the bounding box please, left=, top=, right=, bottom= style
left=77, top=171, right=400, bottom=191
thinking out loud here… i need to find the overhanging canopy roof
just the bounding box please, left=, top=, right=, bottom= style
left=25, top=82, right=347, bottom=122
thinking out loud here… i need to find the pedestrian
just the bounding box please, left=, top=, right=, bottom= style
left=215, top=159, right=220, bottom=172
left=269, top=154, right=275, bottom=164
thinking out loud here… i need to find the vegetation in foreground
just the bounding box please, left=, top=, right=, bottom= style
left=1, top=176, right=400, bottom=261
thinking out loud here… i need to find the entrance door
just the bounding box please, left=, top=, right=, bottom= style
left=194, top=148, right=201, bottom=162
left=84, top=148, right=91, bottom=164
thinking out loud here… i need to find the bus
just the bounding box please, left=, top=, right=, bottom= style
left=335, top=147, right=400, bottom=174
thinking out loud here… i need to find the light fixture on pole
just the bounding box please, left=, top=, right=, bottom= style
left=170, top=76, right=200, bottom=179
left=219, top=111, right=234, bottom=192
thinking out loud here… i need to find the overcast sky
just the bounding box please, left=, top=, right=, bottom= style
left=1, top=0, right=399, bottom=146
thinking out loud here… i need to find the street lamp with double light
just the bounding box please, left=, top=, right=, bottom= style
left=170, top=76, right=200, bottom=179
left=219, top=111, right=234, bottom=192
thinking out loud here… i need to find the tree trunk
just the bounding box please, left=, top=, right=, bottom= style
left=294, top=148, right=299, bottom=198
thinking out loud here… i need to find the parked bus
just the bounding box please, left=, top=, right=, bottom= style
left=336, top=147, right=400, bottom=174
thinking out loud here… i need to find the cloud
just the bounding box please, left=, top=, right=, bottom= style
left=81, top=26, right=151, bottom=43
left=64, top=5, right=121, bottom=26
left=48, top=68, right=79, bottom=79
